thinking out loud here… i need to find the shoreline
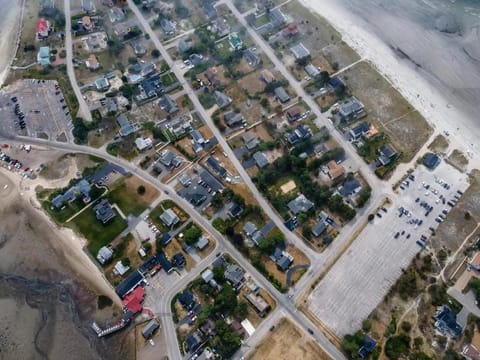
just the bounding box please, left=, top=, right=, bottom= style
left=300, top=0, right=480, bottom=170
left=0, top=0, right=24, bottom=87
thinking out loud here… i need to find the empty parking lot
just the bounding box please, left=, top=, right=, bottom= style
left=0, top=79, right=72, bottom=141
left=309, top=161, right=469, bottom=336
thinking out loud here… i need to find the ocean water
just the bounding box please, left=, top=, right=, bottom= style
left=335, top=0, right=480, bottom=124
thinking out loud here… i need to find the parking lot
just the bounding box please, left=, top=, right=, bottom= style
left=309, top=161, right=469, bottom=336
left=0, top=80, right=73, bottom=141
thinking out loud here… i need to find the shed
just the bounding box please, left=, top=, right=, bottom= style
left=142, top=319, right=160, bottom=339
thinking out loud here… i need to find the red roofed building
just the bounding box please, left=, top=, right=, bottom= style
left=122, top=286, right=145, bottom=314
left=282, top=23, right=299, bottom=37
left=36, top=18, right=51, bottom=40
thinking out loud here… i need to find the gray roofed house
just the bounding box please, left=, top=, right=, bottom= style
left=224, top=110, right=246, bottom=127
left=377, top=144, right=397, bottom=166
left=200, top=318, right=217, bottom=337
left=96, top=246, right=113, bottom=264
left=269, top=8, right=288, bottom=27
left=186, top=331, right=203, bottom=352
left=214, top=91, right=232, bottom=109
left=142, top=319, right=160, bottom=339
left=305, top=64, right=320, bottom=78
left=93, top=199, right=116, bottom=224
left=253, top=151, right=269, bottom=169
left=179, top=173, right=192, bottom=187
left=95, top=77, right=110, bottom=91
left=82, top=0, right=95, bottom=13
left=159, top=94, right=179, bottom=114
left=274, top=86, right=290, bottom=103
left=133, top=42, right=146, bottom=55
left=138, top=73, right=163, bottom=98
left=312, top=220, right=327, bottom=237
left=211, top=17, right=230, bottom=37
left=178, top=38, right=191, bottom=53
left=206, top=156, right=227, bottom=177
left=269, top=247, right=293, bottom=271
left=349, top=122, right=370, bottom=140
left=51, top=179, right=92, bottom=209
left=242, top=132, right=260, bottom=150
left=243, top=49, right=260, bottom=67
left=224, top=264, right=244, bottom=290
left=284, top=124, right=312, bottom=145
left=109, top=7, right=125, bottom=22
left=288, top=193, right=314, bottom=215
left=202, top=2, right=217, bottom=20
left=201, top=269, right=214, bottom=283
left=178, top=290, right=196, bottom=310
left=228, top=203, right=244, bottom=218
left=243, top=221, right=258, bottom=237
left=290, top=43, right=310, bottom=60
left=251, top=231, right=264, bottom=245
left=160, top=208, right=179, bottom=227
left=196, top=236, right=209, bottom=250
left=339, top=96, right=365, bottom=122
left=190, top=130, right=205, bottom=145
left=160, top=18, right=176, bottom=35
left=338, top=178, right=361, bottom=197
left=117, top=113, right=138, bottom=137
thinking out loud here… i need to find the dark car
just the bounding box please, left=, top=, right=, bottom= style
left=307, top=328, right=314, bottom=335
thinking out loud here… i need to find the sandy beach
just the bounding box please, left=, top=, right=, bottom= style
left=301, top=0, right=480, bottom=170
left=0, top=0, right=23, bottom=87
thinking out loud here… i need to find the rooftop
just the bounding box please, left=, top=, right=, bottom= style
left=287, top=193, right=314, bottom=215
left=290, top=43, right=310, bottom=60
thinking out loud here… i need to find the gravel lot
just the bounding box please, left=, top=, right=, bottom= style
left=309, top=161, right=469, bottom=336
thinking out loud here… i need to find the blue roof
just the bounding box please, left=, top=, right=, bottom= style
left=156, top=252, right=173, bottom=273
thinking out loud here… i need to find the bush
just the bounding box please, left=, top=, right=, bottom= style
left=362, top=319, right=372, bottom=332
left=401, top=321, right=412, bottom=333
left=152, top=49, right=160, bottom=58
left=137, top=185, right=146, bottom=195
left=97, top=295, right=113, bottom=309
left=385, top=335, right=410, bottom=360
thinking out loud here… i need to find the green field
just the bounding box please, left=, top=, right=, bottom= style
left=67, top=207, right=127, bottom=255
left=107, top=180, right=149, bottom=216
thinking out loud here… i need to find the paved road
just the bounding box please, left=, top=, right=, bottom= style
left=127, top=0, right=317, bottom=263
left=2, top=134, right=346, bottom=360
left=64, top=0, right=92, bottom=121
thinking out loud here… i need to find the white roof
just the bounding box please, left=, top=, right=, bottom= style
left=135, top=137, right=153, bottom=151
left=241, top=319, right=255, bottom=337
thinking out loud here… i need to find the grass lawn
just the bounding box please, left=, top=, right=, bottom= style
left=43, top=198, right=86, bottom=224
left=67, top=207, right=127, bottom=256
left=107, top=176, right=158, bottom=216
left=150, top=200, right=189, bottom=233
left=161, top=72, right=178, bottom=86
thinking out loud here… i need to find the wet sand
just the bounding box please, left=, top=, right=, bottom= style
left=0, top=168, right=134, bottom=360
left=0, top=0, right=23, bottom=87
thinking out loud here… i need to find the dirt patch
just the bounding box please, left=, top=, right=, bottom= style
left=249, top=318, right=332, bottom=360
left=447, top=149, right=469, bottom=173
left=341, top=61, right=432, bottom=161
left=124, top=176, right=160, bottom=204
left=280, top=179, right=297, bottom=194
left=163, top=238, right=195, bottom=272
left=428, top=134, right=449, bottom=155
left=237, top=71, right=266, bottom=96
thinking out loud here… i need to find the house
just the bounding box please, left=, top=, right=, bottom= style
left=115, top=270, right=145, bottom=299
left=274, top=86, right=290, bottom=103
left=214, top=91, right=232, bottom=109
left=135, top=137, right=153, bottom=151
left=243, top=222, right=258, bottom=237
left=133, top=42, right=146, bottom=56
left=255, top=0, right=274, bottom=14
left=82, top=16, right=94, bottom=31
left=228, top=32, right=243, bottom=50
left=224, top=264, right=244, bottom=290
left=36, top=18, right=50, bottom=40
left=82, top=0, right=95, bottom=13
left=304, top=64, right=320, bottom=78
left=242, top=132, right=260, bottom=150
left=224, top=111, right=246, bottom=128
left=37, top=46, right=50, bottom=66
left=138, top=74, right=163, bottom=98
left=159, top=150, right=176, bottom=167
left=328, top=77, right=346, bottom=93
left=282, top=22, right=299, bottom=37
left=338, top=178, right=361, bottom=197
left=210, top=17, right=230, bottom=37
left=189, top=53, right=205, bottom=67
left=349, top=122, right=370, bottom=141
left=86, top=54, right=99, bottom=70
left=172, top=253, right=186, bottom=268
left=377, top=144, right=398, bottom=166
left=160, top=18, right=176, bottom=35
left=463, top=343, right=480, bottom=360
left=178, top=289, right=196, bottom=310
left=196, top=236, right=209, bottom=250
left=253, top=151, right=269, bottom=169
left=185, top=331, right=203, bottom=352
left=156, top=251, right=173, bottom=273
left=140, top=63, right=157, bottom=77
left=270, top=247, right=293, bottom=271
left=200, top=319, right=217, bottom=337
left=204, top=68, right=219, bottom=86
left=142, top=319, right=160, bottom=339
left=51, top=179, right=92, bottom=209
left=434, top=305, right=462, bottom=338
left=290, top=43, right=310, bottom=60
left=339, top=96, right=365, bottom=122
left=160, top=208, right=180, bottom=227
left=284, top=124, right=312, bottom=145
left=178, top=38, right=191, bottom=53
left=260, top=69, right=275, bottom=84
left=286, top=106, right=303, bottom=122
left=113, top=22, right=131, bottom=37
left=109, top=7, right=125, bottom=22
left=95, top=77, right=110, bottom=92
left=202, top=2, right=217, bottom=20
left=228, top=203, right=244, bottom=218
left=469, top=252, right=480, bottom=271
left=244, top=292, right=271, bottom=317
left=202, top=269, right=214, bottom=283
left=117, top=114, right=138, bottom=137
left=114, top=261, right=130, bottom=276
left=327, top=160, right=345, bottom=180
left=287, top=194, right=314, bottom=215
left=269, top=8, right=287, bottom=27
left=159, top=94, right=179, bottom=114
left=206, top=156, right=227, bottom=177
left=93, top=199, right=116, bottom=224
left=423, top=152, right=440, bottom=170
left=190, top=130, right=205, bottom=145
left=179, top=173, right=192, bottom=187
left=96, top=246, right=113, bottom=265
left=312, top=220, right=327, bottom=237
left=160, top=113, right=192, bottom=140
left=358, top=335, right=377, bottom=358
left=243, top=49, right=260, bottom=67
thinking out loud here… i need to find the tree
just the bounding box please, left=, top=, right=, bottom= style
left=152, top=49, right=160, bottom=58
left=215, top=284, right=237, bottom=314
left=212, top=264, right=225, bottom=284
left=122, top=257, right=131, bottom=267
left=184, top=225, right=202, bottom=245
left=385, top=335, right=410, bottom=360
left=233, top=301, right=248, bottom=320
left=211, top=192, right=224, bottom=209
left=465, top=211, right=472, bottom=220
left=401, top=321, right=412, bottom=333
left=362, top=319, right=372, bottom=332
left=258, top=232, right=285, bottom=254
left=137, top=185, right=146, bottom=195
